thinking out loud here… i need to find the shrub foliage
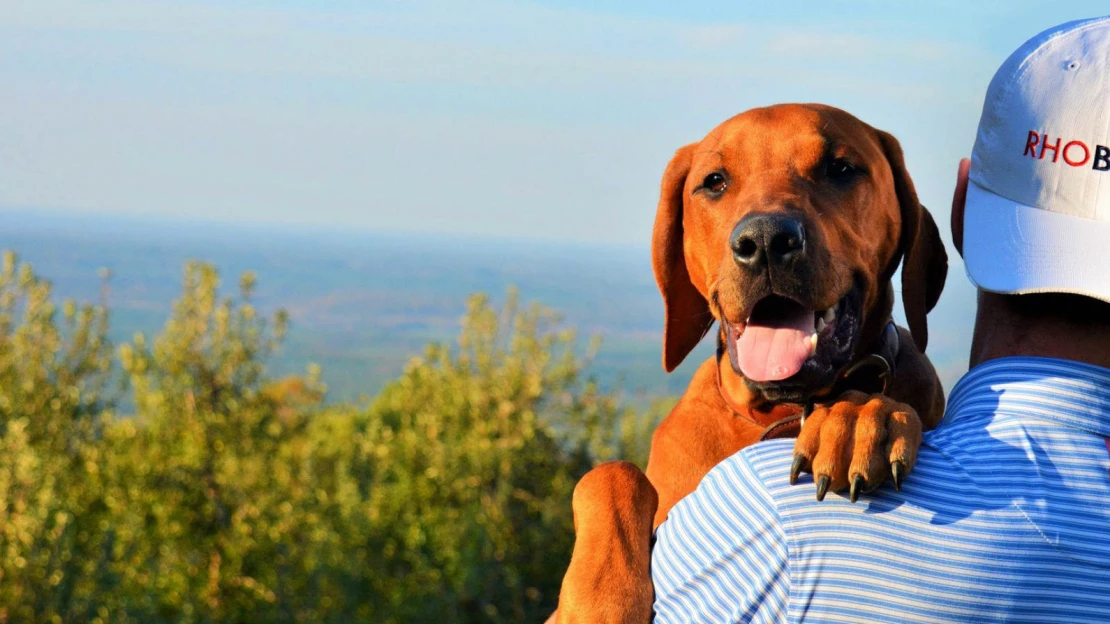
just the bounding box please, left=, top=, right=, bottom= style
left=0, top=252, right=667, bottom=623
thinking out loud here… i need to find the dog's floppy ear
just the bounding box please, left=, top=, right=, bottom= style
left=877, top=130, right=948, bottom=353
left=652, top=143, right=713, bottom=372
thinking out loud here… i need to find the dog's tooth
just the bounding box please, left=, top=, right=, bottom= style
left=816, top=316, right=827, bottom=333
left=809, top=332, right=819, bottom=355
left=823, top=307, right=836, bottom=324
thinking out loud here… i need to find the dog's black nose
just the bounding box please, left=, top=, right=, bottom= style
left=730, top=213, right=806, bottom=268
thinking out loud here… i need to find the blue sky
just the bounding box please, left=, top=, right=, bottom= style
left=2, top=1, right=1107, bottom=249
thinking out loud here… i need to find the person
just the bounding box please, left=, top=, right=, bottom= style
left=651, top=15, right=1110, bottom=624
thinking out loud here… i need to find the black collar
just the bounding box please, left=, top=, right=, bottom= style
left=758, top=320, right=901, bottom=441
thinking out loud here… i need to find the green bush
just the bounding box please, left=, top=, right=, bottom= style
left=0, top=253, right=667, bottom=623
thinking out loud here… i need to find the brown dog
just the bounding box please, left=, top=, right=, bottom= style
left=550, top=104, right=948, bottom=623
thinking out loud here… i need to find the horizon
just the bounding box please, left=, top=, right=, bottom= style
left=1, top=205, right=653, bottom=254
left=8, top=1, right=1093, bottom=400
left=3, top=206, right=976, bottom=398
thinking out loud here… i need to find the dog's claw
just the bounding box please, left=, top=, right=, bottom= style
left=849, top=475, right=864, bottom=503
left=815, top=475, right=830, bottom=501
left=892, top=461, right=905, bottom=492
left=790, top=455, right=806, bottom=485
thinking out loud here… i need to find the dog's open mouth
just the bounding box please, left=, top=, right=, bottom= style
left=722, top=289, right=861, bottom=396
left=724, top=296, right=835, bottom=382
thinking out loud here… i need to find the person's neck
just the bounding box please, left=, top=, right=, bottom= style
left=969, top=291, right=1110, bottom=370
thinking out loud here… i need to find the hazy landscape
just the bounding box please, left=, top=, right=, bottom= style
left=0, top=204, right=986, bottom=622
left=2, top=206, right=974, bottom=406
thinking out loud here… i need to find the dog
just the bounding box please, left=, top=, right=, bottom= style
left=550, top=103, right=948, bottom=623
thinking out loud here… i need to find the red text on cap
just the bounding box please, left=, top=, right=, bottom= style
left=1024, top=130, right=1110, bottom=171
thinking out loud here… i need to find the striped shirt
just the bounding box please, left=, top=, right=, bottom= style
left=652, top=357, right=1110, bottom=623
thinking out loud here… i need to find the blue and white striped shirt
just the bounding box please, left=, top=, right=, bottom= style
left=652, top=357, right=1110, bottom=623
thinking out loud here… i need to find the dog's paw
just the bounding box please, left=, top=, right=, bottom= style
left=789, top=390, right=921, bottom=502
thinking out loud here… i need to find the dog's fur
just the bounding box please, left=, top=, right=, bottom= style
left=550, top=104, right=948, bottom=623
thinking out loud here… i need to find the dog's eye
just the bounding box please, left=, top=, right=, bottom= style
left=701, top=172, right=727, bottom=194
left=826, top=158, right=858, bottom=181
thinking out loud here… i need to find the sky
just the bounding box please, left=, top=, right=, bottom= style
left=5, top=1, right=1107, bottom=383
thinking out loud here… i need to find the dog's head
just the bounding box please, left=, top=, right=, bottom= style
left=653, top=104, right=947, bottom=403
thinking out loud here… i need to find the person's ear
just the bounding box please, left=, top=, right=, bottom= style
left=951, top=158, right=970, bottom=257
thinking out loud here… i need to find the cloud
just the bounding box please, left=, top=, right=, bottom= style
left=1, top=0, right=978, bottom=100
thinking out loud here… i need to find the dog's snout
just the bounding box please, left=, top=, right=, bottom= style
left=730, top=213, right=806, bottom=268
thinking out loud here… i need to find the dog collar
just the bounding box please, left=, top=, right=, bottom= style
left=836, top=321, right=899, bottom=397
left=715, top=320, right=901, bottom=441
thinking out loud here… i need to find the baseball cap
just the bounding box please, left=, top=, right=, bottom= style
left=964, top=15, right=1110, bottom=304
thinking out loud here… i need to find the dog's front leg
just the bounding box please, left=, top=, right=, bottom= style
left=789, top=391, right=922, bottom=501
left=553, top=461, right=659, bottom=624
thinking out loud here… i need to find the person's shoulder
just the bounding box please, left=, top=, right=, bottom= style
left=700, top=439, right=797, bottom=501
left=738, top=438, right=796, bottom=468
left=656, top=439, right=793, bottom=552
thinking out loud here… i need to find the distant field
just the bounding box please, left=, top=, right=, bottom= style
left=1, top=208, right=714, bottom=402
left=0, top=208, right=974, bottom=404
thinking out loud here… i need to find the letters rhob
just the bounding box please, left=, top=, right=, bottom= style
left=1024, top=130, right=1110, bottom=171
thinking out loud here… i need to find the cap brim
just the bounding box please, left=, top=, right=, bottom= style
left=963, top=180, right=1110, bottom=305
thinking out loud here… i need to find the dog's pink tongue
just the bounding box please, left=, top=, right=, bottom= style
left=736, top=307, right=814, bottom=382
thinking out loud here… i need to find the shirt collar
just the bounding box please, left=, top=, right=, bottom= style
left=944, top=356, right=1110, bottom=438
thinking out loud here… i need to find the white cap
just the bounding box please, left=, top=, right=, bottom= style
left=965, top=16, right=1110, bottom=304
